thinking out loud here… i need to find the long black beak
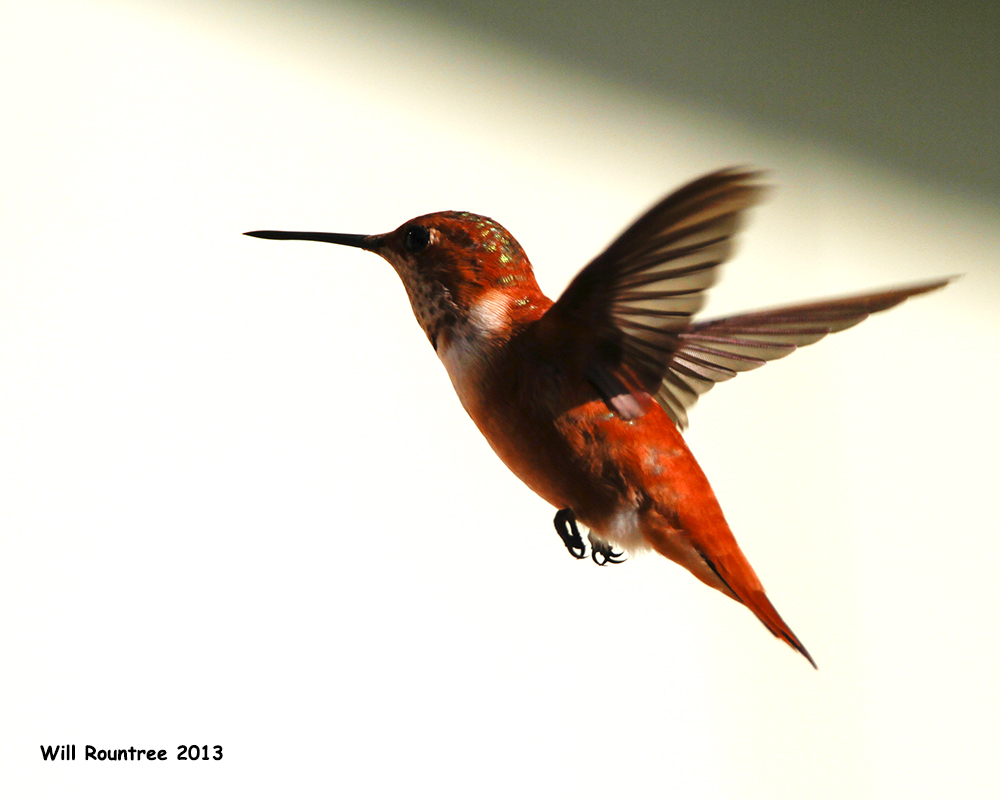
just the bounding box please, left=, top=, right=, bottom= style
left=243, top=230, right=372, bottom=250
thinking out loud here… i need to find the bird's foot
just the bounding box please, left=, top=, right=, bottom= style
left=588, top=533, right=626, bottom=566
left=553, top=508, right=586, bottom=560
left=553, top=509, right=627, bottom=565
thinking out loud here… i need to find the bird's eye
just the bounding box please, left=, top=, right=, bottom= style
left=404, top=225, right=431, bottom=253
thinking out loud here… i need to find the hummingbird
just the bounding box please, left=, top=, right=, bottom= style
left=246, top=168, right=949, bottom=667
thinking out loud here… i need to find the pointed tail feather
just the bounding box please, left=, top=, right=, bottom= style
left=641, top=510, right=817, bottom=667
left=697, top=544, right=817, bottom=668
left=702, top=544, right=817, bottom=668
left=738, top=587, right=817, bottom=668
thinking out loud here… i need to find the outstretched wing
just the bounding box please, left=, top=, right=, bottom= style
left=538, top=167, right=765, bottom=420
left=659, top=278, right=952, bottom=427
left=537, top=168, right=952, bottom=428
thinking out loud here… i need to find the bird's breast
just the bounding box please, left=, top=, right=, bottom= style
left=436, top=292, right=514, bottom=415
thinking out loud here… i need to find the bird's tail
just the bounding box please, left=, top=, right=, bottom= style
left=735, top=583, right=816, bottom=668
left=642, top=509, right=817, bottom=668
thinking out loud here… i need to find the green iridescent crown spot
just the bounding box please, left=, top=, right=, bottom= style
left=448, top=211, right=530, bottom=284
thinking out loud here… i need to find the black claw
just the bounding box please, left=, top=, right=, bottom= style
left=588, top=533, right=627, bottom=566
left=553, top=508, right=586, bottom=560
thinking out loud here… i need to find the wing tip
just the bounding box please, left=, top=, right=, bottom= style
left=903, top=274, right=958, bottom=297
left=704, top=165, right=773, bottom=204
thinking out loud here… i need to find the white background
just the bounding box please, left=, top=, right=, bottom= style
left=2, top=1, right=998, bottom=797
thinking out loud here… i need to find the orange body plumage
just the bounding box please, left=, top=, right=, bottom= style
left=247, top=169, right=950, bottom=667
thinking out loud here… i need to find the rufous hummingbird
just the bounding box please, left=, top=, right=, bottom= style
left=246, top=168, right=950, bottom=667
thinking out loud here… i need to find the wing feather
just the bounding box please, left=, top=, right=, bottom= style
left=539, top=168, right=764, bottom=419
left=659, top=279, right=952, bottom=427
left=537, top=167, right=952, bottom=427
